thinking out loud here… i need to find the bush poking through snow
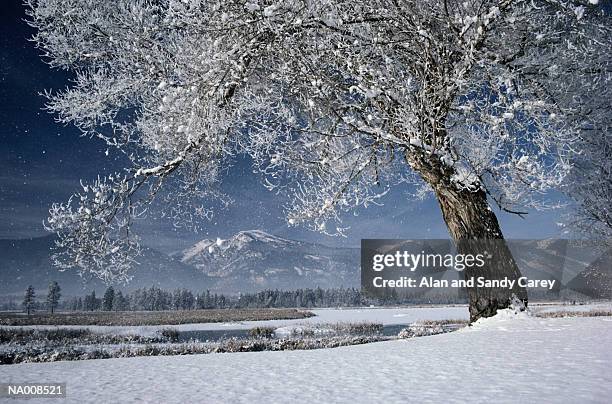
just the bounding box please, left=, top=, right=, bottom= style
left=248, top=327, right=276, bottom=339
left=398, top=323, right=445, bottom=339
left=160, top=328, right=180, bottom=343
left=280, top=322, right=384, bottom=338
left=397, top=320, right=466, bottom=339
left=334, top=322, right=383, bottom=335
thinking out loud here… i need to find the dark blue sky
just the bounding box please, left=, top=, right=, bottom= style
left=0, top=1, right=569, bottom=252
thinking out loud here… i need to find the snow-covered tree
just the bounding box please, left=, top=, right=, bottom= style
left=28, top=0, right=611, bottom=321
left=46, top=281, right=61, bottom=314
left=23, top=285, right=36, bottom=315
left=566, top=129, right=612, bottom=243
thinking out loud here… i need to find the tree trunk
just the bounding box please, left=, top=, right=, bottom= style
left=434, top=185, right=528, bottom=322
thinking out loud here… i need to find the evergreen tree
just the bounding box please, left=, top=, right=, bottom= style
left=84, top=291, right=99, bottom=311
left=23, top=285, right=35, bottom=315
left=102, top=286, right=115, bottom=311
left=46, top=281, right=61, bottom=314
left=112, top=290, right=128, bottom=311
left=172, top=289, right=182, bottom=310
left=183, top=289, right=195, bottom=310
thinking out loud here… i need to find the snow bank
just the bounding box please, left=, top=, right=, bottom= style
left=467, top=306, right=532, bottom=330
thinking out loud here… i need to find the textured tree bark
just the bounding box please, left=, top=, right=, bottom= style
left=434, top=185, right=528, bottom=322
left=405, top=144, right=528, bottom=321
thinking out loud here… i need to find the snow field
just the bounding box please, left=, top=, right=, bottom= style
left=1, top=308, right=611, bottom=403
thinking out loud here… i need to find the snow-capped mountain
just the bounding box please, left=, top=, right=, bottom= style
left=177, top=230, right=360, bottom=292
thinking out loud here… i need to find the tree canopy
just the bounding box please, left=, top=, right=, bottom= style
left=27, top=0, right=611, bottom=282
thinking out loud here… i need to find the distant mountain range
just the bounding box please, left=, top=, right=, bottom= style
left=0, top=231, right=360, bottom=296
left=0, top=232, right=609, bottom=299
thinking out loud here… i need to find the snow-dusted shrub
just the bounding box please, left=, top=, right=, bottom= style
left=282, top=322, right=383, bottom=338
left=248, top=327, right=276, bottom=339
left=287, top=327, right=316, bottom=338
left=160, top=328, right=180, bottom=342
left=398, top=323, right=445, bottom=339
left=332, top=322, right=383, bottom=335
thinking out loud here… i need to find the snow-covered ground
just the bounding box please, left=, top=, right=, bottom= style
left=1, top=310, right=611, bottom=403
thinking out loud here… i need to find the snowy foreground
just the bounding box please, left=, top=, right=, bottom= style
left=1, top=310, right=611, bottom=403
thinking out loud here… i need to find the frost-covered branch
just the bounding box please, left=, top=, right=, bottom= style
left=28, top=0, right=611, bottom=280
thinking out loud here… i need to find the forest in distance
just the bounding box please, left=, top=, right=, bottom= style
left=1, top=284, right=591, bottom=313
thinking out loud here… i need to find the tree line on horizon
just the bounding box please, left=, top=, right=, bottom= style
left=65, top=286, right=379, bottom=311
left=13, top=284, right=468, bottom=313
